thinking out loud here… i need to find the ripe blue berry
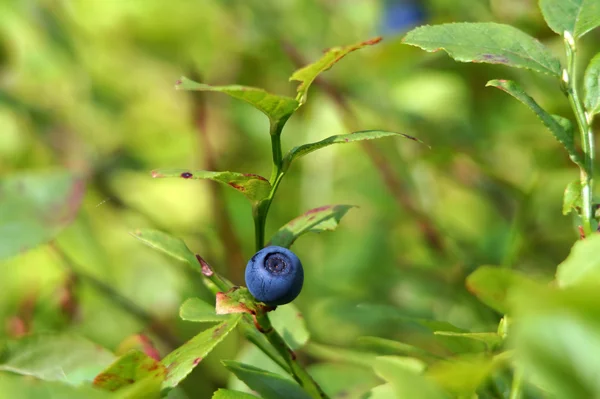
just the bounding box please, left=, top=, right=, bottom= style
left=245, top=246, right=304, bottom=306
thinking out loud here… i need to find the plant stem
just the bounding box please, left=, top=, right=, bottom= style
left=564, top=32, right=595, bottom=236
left=509, top=367, right=523, bottom=399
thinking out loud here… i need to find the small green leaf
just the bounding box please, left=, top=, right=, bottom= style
left=556, top=234, right=600, bottom=287
left=539, top=0, right=600, bottom=38
left=0, top=333, right=115, bottom=385
left=466, top=266, right=531, bottom=314
left=563, top=180, right=583, bottom=215
left=215, top=287, right=267, bottom=316
left=270, top=303, right=309, bottom=350
left=180, top=297, right=229, bottom=323
left=426, top=354, right=505, bottom=395
left=363, top=384, right=397, bottom=399
left=432, top=332, right=502, bottom=352
left=0, top=374, right=112, bottom=399
left=130, top=228, right=197, bottom=268
left=176, top=77, right=299, bottom=126
left=486, top=79, right=582, bottom=166
left=269, top=205, right=356, bottom=248
left=212, top=389, right=260, bottom=399
left=161, top=316, right=242, bottom=389
left=282, top=130, right=422, bottom=172
left=93, top=350, right=165, bottom=398
left=307, top=363, right=380, bottom=399
left=373, top=356, right=446, bottom=399
left=356, top=337, right=440, bottom=360
left=584, top=52, right=600, bottom=117
left=152, top=169, right=271, bottom=203
left=222, top=360, right=312, bottom=399
left=403, top=23, right=562, bottom=77
left=0, top=170, right=85, bottom=260
left=290, top=37, right=382, bottom=105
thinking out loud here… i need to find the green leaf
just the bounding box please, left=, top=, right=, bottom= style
left=466, top=266, right=531, bottom=314
left=0, top=333, right=115, bottom=385
left=176, top=77, right=298, bottom=126
left=511, top=284, right=600, bottom=397
left=151, top=169, right=271, bottom=203
left=93, top=350, right=165, bottom=398
left=0, top=374, right=113, bottom=399
left=180, top=297, right=229, bottom=323
left=539, top=0, right=600, bottom=38
left=282, top=130, right=422, bottom=172
left=433, top=332, right=502, bottom=352
left=269, top=303, right=309, bottom=350
left=584, top=52, right=600, bottom=117
left=373, top=356, right=447, bottom=399
left=403, top=23, right=562, bottom=77
left=0, top=170, right=85, bottom=260
left=213, top=389, right=260, bottom=399
left=130, top=228, right=197, bottom=268
left=563, top=180, right=583, bottom=215
left=356, top=337, right=440, bottom=360
left=161, top=316, right=242, bottom=390
left=222, top=360, right=312, bottom=399
left=269, top=205, right=356, bottom=248
left=556, top=234, right=600, bottom=287
left=290, top=37, right=382, bottom=105
left=363, top=384, right=397, bottom=399
left=486, top=79, right=582, bottom=166
left=426, top=354, right=505, bottom=395
left=307, top=363, right=381, bottom=399
left=215, top=287, right=267, bottom=316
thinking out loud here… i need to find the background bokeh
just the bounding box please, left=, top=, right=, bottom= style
left=1, top=0, right=599, bottom=397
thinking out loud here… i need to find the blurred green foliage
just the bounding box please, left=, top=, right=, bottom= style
left=1, top=0, right=599, bottom=397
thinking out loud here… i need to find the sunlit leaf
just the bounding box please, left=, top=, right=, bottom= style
left=539, top=0, right=600, bottom=38
left=282, top=130, right=423, bottom=172
left=213, top=389, right=260, bottom=399
left=584, top=52, right=600, bottom=117
left=269, top=205, right=355, bottom=248
left=152, top=169, right=271, bottom=203
left=222, top=360, right=312, bottom=399
left=563, top=180, right=582, bottom=215
left=180, top=297, right=229, bottom=323
left=161, top=316, right=242, bottom=389
left=269, top=303, right=309, bottom=350
left=176, top=77, right=298, bottom=126
left=307, top=363, right=380, bottom=399
left=93, top=350, right=165, bottom=398
left=0, top=170, right=85, bottom=260
left=0, top=333, right=115, bottom=385
left=130, top=228, right=197, bottom=268
left=290, top=37, right=382, bottom=105
left=556, top=234, right=600, bottom=287
left=403, top=23, right=562, bottom=77
left=0, top=374, right=112, bottom=399
left=373, top=356, right=446, bottom=399
left=487, top=79, right=582, bottom=167
left=466, top=266, right=533, bottom=314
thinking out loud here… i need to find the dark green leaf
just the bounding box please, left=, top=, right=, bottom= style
left=93, top=350, right=165, bottom=398
left=403, top=23, right=562, bottom=77
left=213, top=389, right=260, bottom=399
left=584, top=52, right=600, bottom=117
left=161, top=316, right=242, bottom=389
left=269, top=303, right=309, bottom=350
left=0, top=170, right=85, bottom=260
left=180, top=297, right=229, bottom=323
left=556, top=234, right=600, bottom=287
left=0, top=374, right=112, bottom=399
left=563, top=180, right=583, bottom=215
left=152, top=169, right=271, bottom=203
left=0, top=333, right=115, bottom=385
left=130, top=229, right=197, bottom=268
left=176, top=77, right=298, bottom=126
left=373, top=356, right=447, bottom=399
left=307, top=363, right=380, bottom=399
left=487, top=79, right=582, bottom=166
left=223, top=360, right=312, bottom=399
left=290, top=37, right=382, bottom=105
left=466, top=265, right=532, bottom=314
left=432, top=332, right=502, bottom=351
left=282, top=130, right=423, bottom=172
left=539, top=0, right=600, bottom=38
left=269, top=205, right=355, bottom=248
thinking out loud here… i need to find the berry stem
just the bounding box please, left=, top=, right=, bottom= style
left=564, top=31, right=596, bottom=236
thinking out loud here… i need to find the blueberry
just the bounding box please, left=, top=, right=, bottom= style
left=381, top=0, right=426, bottom=35
left=245, top=246, right=304, bottom=306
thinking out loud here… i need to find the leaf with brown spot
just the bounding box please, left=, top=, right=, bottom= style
left=215, top=287, right=267, bottom=316
left=0, top=170, right=85, bottom=260
left=161, top=316, right=242, bottom=389
left=269, top=205, right=356, bottom=248
left=151, top=169, right=271, bottom=203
